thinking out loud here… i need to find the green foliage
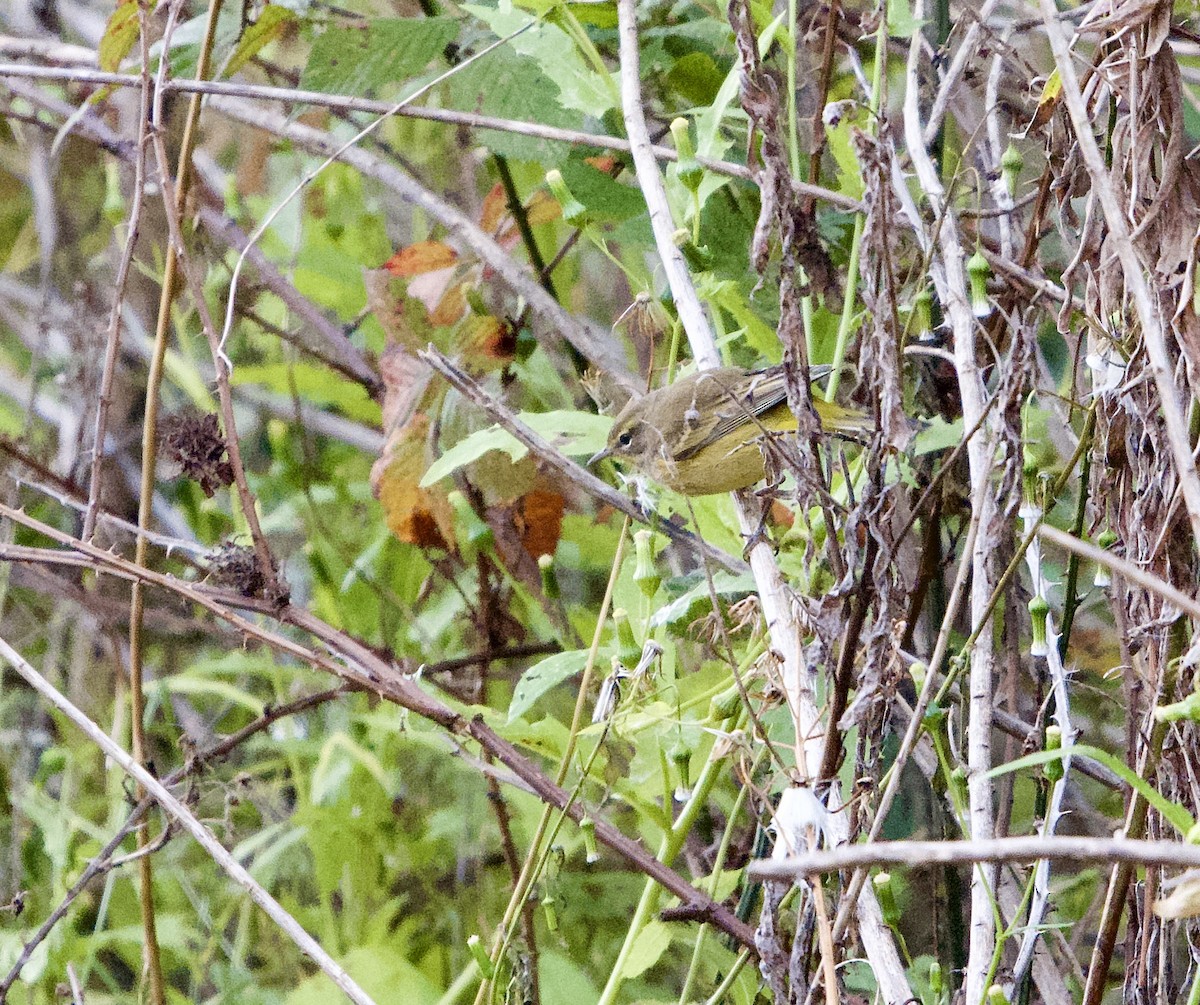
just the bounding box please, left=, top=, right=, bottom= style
left=1, top=0, right=1177, bottom=1001
left=300, top=18, right=459, bottom=95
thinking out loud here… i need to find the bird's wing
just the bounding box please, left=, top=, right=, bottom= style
left=675, top=369, right=790, bottom=461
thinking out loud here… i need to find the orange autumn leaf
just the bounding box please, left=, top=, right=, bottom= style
left=514, top=488, right=564, bottom=559
left=480, top=183, right=508, bottom=235
left=385, top=241, right=458, bottom=277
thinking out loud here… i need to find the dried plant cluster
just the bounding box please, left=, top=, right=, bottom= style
left=2, top=0, right=1200, bottom=1003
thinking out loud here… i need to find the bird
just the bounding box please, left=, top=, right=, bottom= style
left=588, top=365, right=870, bottom=496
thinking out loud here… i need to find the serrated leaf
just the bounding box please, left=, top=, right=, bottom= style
left=447, top=45, right=579, bottom=161
left=224, top=4, right=296, bottom=77
left=508, top=649, right=589, bottom=721
left=464, top=2, right=617, bottom=116
left=300, top=17, right=457, bottom=95
left=99, top=0, right=141, bottom=72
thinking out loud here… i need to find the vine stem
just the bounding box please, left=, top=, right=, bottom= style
left=471, top=523, right=629, bottom=1005
left=127, top=1, right=224, bottom=998
left=595, top=713, right=745, bottom=1005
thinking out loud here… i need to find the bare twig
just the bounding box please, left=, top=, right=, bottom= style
left=1036, top=0, right=1200, bottom=546
left=80, top=20, right=153, bottom=542
left=750, top=836, right=1200, bottom=878
left=0, top=61, right=859, bottom=210
left=0, top=684, right=346, bottom=996
left=614, top=0, right=908, bottom=1001
left=0, top=503, right=757, bottom=950
left=902, top=0, right=999, bottom=996
left=1038, top=524, right=1200, bottom=621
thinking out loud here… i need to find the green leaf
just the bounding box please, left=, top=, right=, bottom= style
left=311, top=734, right=394, bottom=804
left=666, top=52, right=726, bottom=106
left=620, top=919, right=672, bottom=978
left=231, top=363, right=382, bottom=425
left=986, top=745, right=1195, bottom=835
left=224, top=5, right=296, bottom=77
left=447, top=46, right=580, bottom=161
left=98, top=0, right=141, bottom=72
left=287, top=946, right=440, bottom=1005
left=707, top=281, right=778, bottom=357
left=887, top=0, right=924, bottom=38
left=464, top=2, right=617, bottom=116
left=157, top=676, right=265, bottom=716
left=420, top=410, right=610, bottom=486
left=508, top=649, right=590, bottom=722
left=300, top=17, right=458, bottom=95
left=913, top=416, right=964, bottom=455
left=559, top=160, right=646, bottom=222
left=650, top=572, right=756, bottom=629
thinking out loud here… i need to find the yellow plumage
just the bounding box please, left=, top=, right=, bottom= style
left=590, top=366, right=870, bottom=496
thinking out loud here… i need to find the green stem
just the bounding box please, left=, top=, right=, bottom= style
left=596, top=715, right=744, bottom=1005
left=556, top=5, right=620, bottom=106
left=472, top=524, right=630, bottom=1005
left=677, top=749, right=763, bottom=1004
left=786, top=0, right=801, bottom=178
left=1057, top=412, right=1096, bottom=658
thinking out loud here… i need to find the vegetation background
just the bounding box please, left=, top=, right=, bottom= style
left=0, top=0, right=1199, bottom=1002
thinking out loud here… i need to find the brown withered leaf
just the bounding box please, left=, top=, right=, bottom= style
left=462, top=314, right=517, bottom=364
left=384, top=240, right=458, bottom=277
left=159, top=413, right=234, bottom=497
left=370, top=413, right=455, bottom=550
left=513, top=487, right=564, bottom=559
left=376, top=342, right=433, bottom=434
left=480, top=183, right=509, bottom=235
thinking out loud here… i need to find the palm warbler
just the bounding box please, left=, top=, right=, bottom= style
left=588, top=365, right=869, bottom=495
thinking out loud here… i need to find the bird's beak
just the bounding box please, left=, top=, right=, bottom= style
left=587, top=447, right=611, bottom=468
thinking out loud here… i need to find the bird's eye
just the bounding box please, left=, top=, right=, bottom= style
left=617, top=430, right=634, bottom=448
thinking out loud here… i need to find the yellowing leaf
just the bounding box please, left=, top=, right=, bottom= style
left=462, top=314, right=516, bottom=363
left=385, top=240, right=458, bottom=277
left=480, top=182, right=508, bottom=235
left=225, top=5, right=296, bottom=77
left=99, top=0, right=141, bottom=72
left=1028, top=69, right=1062, bottom=132
left=371, top=414, right=455, bottom=550
left=429, top=283, right=467, bottom=327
